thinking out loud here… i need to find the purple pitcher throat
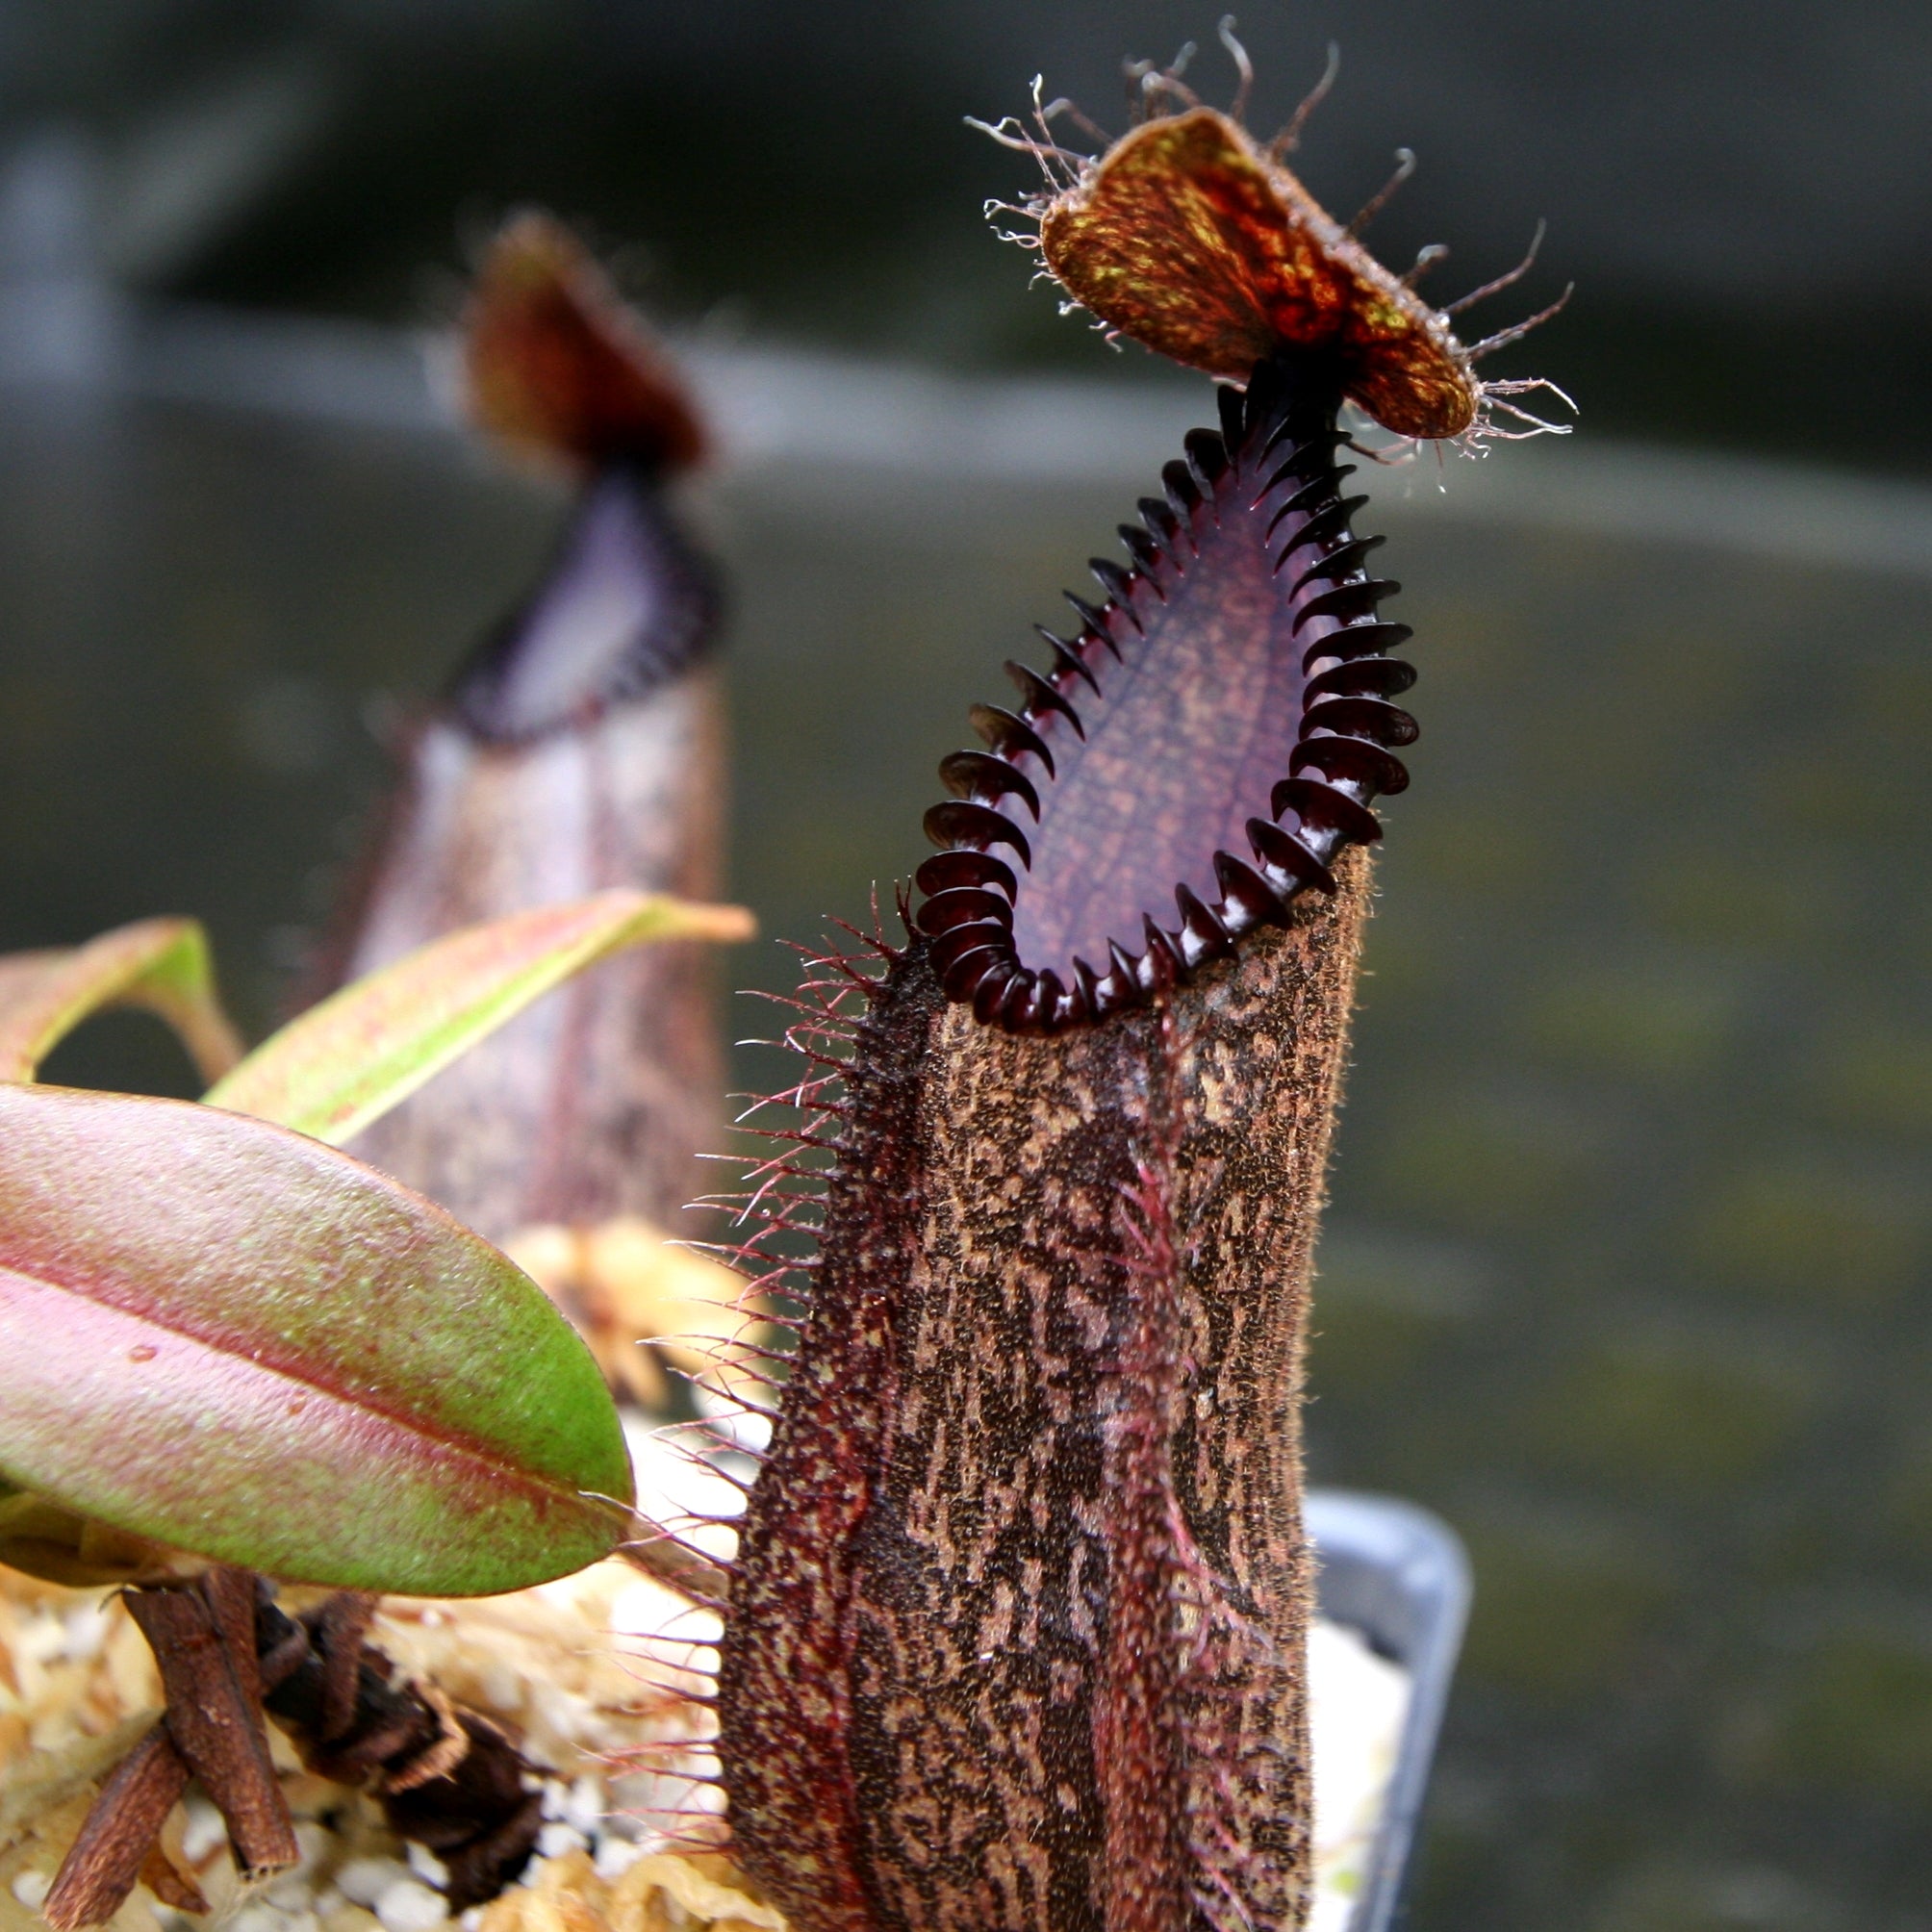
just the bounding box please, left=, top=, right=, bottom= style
left=447, top=462, right=718, bottom=745
left=914, top=352, right=1417, bottom=1032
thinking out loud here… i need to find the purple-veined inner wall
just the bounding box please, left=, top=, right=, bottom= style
left=1008, top=483, right=1309, bottom=980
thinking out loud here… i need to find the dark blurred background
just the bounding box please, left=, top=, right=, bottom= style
left=3, top=0, right=1931, bottom=468
left=1, top=6, right=1929, bottom=1932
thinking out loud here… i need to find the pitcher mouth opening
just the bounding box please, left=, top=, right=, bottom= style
left=912, top=353, right=1418, bottom=1033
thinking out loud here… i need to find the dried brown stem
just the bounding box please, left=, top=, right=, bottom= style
left=123, top=1583, right=298, bottom=1877
left=41, top=1726, right=190, bottom=1932
left=315, top=1590, right=378, bottom=1742
left=201, top=1566, right=264, bottom=1712
left=45, top=1574, right=550, bottom=1930
left=254, top=1594, right=545, bottom=1911
left=135, top=1843, right=209, bottom=1916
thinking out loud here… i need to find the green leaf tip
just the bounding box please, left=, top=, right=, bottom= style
left=205, top=888, right=754, bottom=1145
left=0, top=918, right=243, bottom=1086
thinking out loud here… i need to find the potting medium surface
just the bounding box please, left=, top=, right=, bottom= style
left=0, top=1433, right=1412, bottom=1932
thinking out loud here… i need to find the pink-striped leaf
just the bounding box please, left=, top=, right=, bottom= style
left=0, top=1083, right=634, bottom=1595
left=205, top=889, right=752, bottom=1145
left=0, top=918, right=243, bottom=1085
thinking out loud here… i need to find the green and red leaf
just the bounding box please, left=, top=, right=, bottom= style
left=0, top=1082, right=634, bottom=1595
left=205, top=889, right=752, bottom=1145
left=0, top=918, right=243, bottom=1086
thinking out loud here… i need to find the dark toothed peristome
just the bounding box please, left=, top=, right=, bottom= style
left=717, top=348, right=1400, bottom=1932
left=914, top=350, right=1413, bottom=1032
